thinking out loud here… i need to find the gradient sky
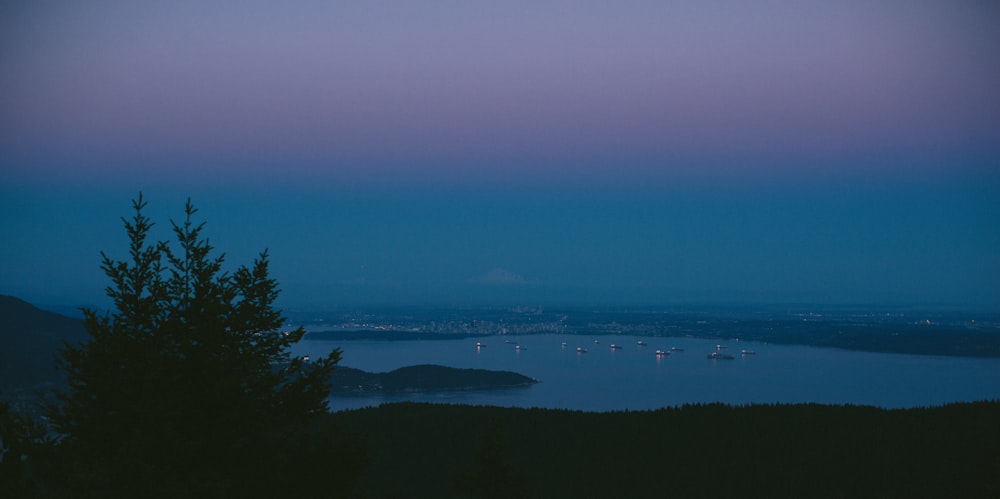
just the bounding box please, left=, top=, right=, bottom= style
left=2, top=1, right=998, bottom=310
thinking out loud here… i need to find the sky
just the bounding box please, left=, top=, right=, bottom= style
left=1, top=1, right=998, bottom=310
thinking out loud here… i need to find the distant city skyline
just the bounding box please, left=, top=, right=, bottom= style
left=1, top=1, right=998, bottom=310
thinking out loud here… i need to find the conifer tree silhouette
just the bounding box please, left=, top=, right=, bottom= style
left=47, top=195, right=356, bottom=496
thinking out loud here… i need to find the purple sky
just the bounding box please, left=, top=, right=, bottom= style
left=1, top=1, right=998, bottom=309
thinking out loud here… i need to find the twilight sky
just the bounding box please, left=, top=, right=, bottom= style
left=1, top=1, right=998, bottom=310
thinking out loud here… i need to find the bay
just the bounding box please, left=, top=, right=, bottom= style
left=292, top=334, right=1000, bottom=412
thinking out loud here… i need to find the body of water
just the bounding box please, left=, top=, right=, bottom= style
left=292, top=334, right=1000, bottom=412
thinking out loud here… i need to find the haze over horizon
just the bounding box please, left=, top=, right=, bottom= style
left=2, top=1, right=998, bottom=310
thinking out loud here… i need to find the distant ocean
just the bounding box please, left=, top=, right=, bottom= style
left=293, top=334, right=1000, bottom=412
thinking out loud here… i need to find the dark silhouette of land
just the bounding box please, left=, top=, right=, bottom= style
left=330, top=364, right=536, bottom=394
left=0, top=295, right=86, bottom=392
left=333, top=401, right=1000, bottom=498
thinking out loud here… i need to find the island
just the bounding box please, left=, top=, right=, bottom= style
left=329, top=364, right=537, bottom=394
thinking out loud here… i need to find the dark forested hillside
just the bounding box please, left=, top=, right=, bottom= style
left=333, top=401, right=1000, bottom=498
left=0, top=295, right=87, bottom=391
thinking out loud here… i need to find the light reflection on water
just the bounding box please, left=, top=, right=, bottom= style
left=291, top=334, right=1000, bottom=412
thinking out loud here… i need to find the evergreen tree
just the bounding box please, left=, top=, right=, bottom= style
left=46, top=195, right=358, bottom=497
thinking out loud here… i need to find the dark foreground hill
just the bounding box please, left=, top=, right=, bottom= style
left=330, top=364, right=537, bottom=394
left=0, top=295, right=87, bottom=392
left=332, top=401, right=1000, bottom=498
left=6, top=400, right=997, bottom=497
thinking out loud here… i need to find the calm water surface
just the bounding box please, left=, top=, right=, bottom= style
left=292, top=334, right=1000, bottom=412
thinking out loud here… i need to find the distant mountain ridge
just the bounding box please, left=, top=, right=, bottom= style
left=0, top=295, right=88, bottom=391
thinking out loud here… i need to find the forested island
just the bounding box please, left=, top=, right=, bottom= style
left=329, top=364, right=537, bottom=394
